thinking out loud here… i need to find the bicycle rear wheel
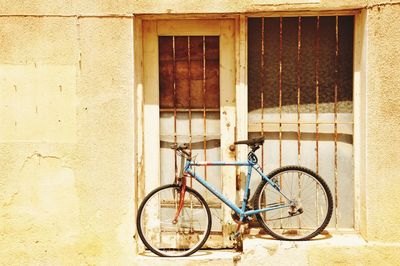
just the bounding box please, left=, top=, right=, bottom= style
left=137, top=184, right=211, bottom=256
left=253, top=166, right=333, bottom=240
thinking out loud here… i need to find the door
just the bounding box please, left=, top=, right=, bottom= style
left=142, top=19, right=236, bottom=247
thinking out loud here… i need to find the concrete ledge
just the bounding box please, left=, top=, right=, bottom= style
left=241, top=233, right=366, bottom=265
left=136, top=249, right=240, bottom=266
left=135, top=233, right=400, bottom=265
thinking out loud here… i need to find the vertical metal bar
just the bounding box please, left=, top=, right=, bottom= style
left=279, top=16, right=283, bottom=224
left=334, top=16, right=339, bottom=229
left=187, top=38, right=194, bottom=231
left=296, top=20, right=301, bottom=163
left=315, top=16, right=320, bottom=225
left=188, top=36, right=193, bottom=188
left=202, top=36, right=207, bottom=181
left=279, top=17, right=283, bottom=169
left=297, top=16, right=302, bottom=228
left=315, top=17, right=320, bottom=176
left=172, top=36, right=178, bottom=181
left=260, top=18, right=265, bottom=168
left=258, top=18, right=266, bottom=212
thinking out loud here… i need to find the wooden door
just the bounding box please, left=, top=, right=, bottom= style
left=142, top=19, right=236, bottom=247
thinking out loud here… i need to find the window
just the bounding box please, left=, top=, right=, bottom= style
left=159, top=35, right=223, bottom=231
left=247, top=16, right=354, bottom=229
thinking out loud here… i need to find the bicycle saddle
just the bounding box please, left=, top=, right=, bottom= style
left=170, top=143, right=191, bottom=159
left=170, top=143, right=189, bottom=150
left=234, top=136, right=265, bottom=147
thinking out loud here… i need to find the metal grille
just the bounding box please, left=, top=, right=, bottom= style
left=158, top=36, right=222, bottom=231
left=248, top=16, right=354, bottom=229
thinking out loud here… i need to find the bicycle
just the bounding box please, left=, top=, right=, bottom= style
left=136, top=136, right=333, bottom=257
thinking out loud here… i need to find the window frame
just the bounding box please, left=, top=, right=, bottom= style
left=133, top=11, right=366, bottom=251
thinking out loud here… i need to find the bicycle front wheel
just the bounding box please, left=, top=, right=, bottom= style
left=253, top=166, right=333, bottom=240
left=137, top=184, right=211, bottom=257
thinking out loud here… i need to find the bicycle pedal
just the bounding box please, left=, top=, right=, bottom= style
left=229, top=231, right=241, bottom=241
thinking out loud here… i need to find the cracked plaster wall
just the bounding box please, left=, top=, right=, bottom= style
left=0, top=0, right=400, bottom=265
left=0, top=16, right=135, bottom=265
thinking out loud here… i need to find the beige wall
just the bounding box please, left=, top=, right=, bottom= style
left=0, top=16, right=135, bottom=265
left=365, top=3, right=400, bottom=242
left=1, top=0, right=400, bottom=264
left=0, top=0, right=366, bottom=15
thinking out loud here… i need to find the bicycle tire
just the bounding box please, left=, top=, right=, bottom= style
left=137, top=184, right=212, bottom=257
left=253, top=166, right=333, bottom=240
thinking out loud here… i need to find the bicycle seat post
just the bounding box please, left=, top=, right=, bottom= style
left=177, top=153, right=186, bottom=182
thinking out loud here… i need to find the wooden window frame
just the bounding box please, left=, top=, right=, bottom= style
left=133, top=10, right=366, bottom=251
left=135, top=18, right=236, bottom=249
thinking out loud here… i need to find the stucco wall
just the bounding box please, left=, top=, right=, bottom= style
left=1, top=0, right=400, bottom=265
left=364, top=3, right=400, bottom=242
left=0, top=0, right=366, bottom=15
left=0, top=16, right=135, bottom=264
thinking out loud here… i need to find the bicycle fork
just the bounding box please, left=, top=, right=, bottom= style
left=172, top=172, right=188, bottom=224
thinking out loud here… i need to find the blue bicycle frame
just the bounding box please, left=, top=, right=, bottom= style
left=183, top=157, right=293, bottom=222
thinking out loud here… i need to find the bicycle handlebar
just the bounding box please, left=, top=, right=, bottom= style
left=171, top=136, right=264, bottom=160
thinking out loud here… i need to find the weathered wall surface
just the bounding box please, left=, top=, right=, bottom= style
left=0, top=0, right=366, bottom=15
left=0, top=17, right=81, bottom=265
left=0, top=16, right=135, bottom=265
left=73, top=17, right=135, bottom=265
left=1, top=0, right=400, bottom=265
left=364, top=3, right=400, bottom=242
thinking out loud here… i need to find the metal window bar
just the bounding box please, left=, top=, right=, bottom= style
left=315, top=16, right=320, bottom=177
left=248, top=16, right=354, bottom=230
left=315, top=16, right=320, bottom=227
left=159, top=35, right=221, bottom=202
left=279, top=16, right=283, bottom=170
left=202, top=36, right=208, bottom=182
left=297, top=16, right=302, bottom=228
left=172, top=36, right=178, bottom=182
left=187, top=36, right=193, bottom=188
left=297, top=17, right=302, bottom=166
left=261, top=17, right=265, bottom=168
left=159, top=35, right=222, bottom=234
left=278, top=16, right=283, bottom=226
left=334, top=16, right=339, bottom=229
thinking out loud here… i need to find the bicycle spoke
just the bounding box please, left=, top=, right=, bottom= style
left=254, top=167, right=333, bottom=240
left=137, top=185, right=211, bottom=257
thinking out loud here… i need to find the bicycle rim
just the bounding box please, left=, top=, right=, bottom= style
left=255, top=166, right=333, bottom=240
left=137, top=184, right=211, bottom=256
